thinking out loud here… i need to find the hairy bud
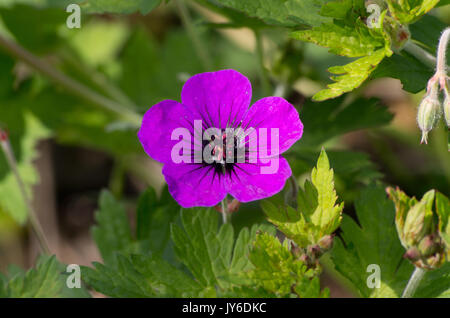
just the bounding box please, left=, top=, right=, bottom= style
left=444, top=86, right=450, bottom=128
left=417, top=94, right=441, bottom=144
left=318, top=235, right=334, bottom=251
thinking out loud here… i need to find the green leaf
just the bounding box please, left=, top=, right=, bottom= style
left=248, top=232, right=327, bottom=297
left=3, top=255, right=90, bottom=298
left=313, top=49, right=387, bottom=101
left=0, top=0, right=79, bottom=8
left=309, top=149, right=343, bottom=232
left=82, top=253, right=203, bottom=297
left=68, top=20, right=130, bottom=68
left=331, top=186, right=413, bottom=297
left=385, top=0, right=440, bottom=24
left=0, top=5, right=66, bottom=53
left=415, top=262, right=450, bottom=298
left=295, top=96, right=393, bottom=148
left=410, top=15, right=448, bottom=55
left=263, top=149, right=343, bottom=247
left=436, top=192, right=450, bottom=259
left=136, top=187, right=180, bottom=261
left=0, top=111, right=51, bottom=224
left=82, top=0, right=162, bottom=14
left=371, top=52, right=433, bottom=93
left=215, top=0, right=330, bottom=27
left=84, top=207, right=277, bottom=297
left=119, top=28, right=204, bottom=109
left=290, top=2, right=392, bottom=100
left=92, top=190, right=134, bottom=265
left=292, top=23, right=384, bottom=58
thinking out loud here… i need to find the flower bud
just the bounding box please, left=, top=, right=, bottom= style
left=417, top=94, right=441, bottom=144
left=403, top=191, right=434, bottom=246
left=418, top=234, right=439, bottom=257
left=444, top=89, right=450, bottom=128
left=404, top=247, right=420, bottom=262
left=318, top=235, right=334, bottom=251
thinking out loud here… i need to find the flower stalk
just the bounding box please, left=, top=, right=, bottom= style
left=401, top=266, right=426, bottom=298
left=0, top=130, right=51, bottom=255
left=221, top=198, right=229, bottom=224
left=406, top=28, right=450, bottom=148
left=174, top=0, right=213, bottom=71
left=0, top=34, right=142, bottom=127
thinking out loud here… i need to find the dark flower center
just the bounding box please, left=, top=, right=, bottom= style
left=201, top=129, right=248, bottom=176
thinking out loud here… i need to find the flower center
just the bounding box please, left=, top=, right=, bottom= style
left=202, top=129, right=247, bottom=176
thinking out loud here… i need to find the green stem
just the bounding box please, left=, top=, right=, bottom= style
left=174, top=0, right=213, bottom=71
left=0, top=34, right=142, bottom=127
left=403, top=41, right=436, bottom=69
left=0, top=133, right=51, bottom=255
left=255, top=30, right=271, bottom=95
left=221, top=198, right=229, bottom=224
left=109, top=159, right=126, bottom=199
left=401, top=267, right=426, bottom=298
left=59, top=49, right=139, bottom=110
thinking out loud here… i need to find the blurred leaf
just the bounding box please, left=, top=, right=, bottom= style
left=2, top=255, right=90, bottom=297
left=67, top=20, right=130, bottom=68
left=214, top=0, right=329, bottom=27
left=436, top=192, right=450, bottom=258
left=331, top=186, right=413, bottom=297
left=0, top=5, right=65, bottom=53
left=0, top=0, right=79, bottom=8
left=0, top=110, right=51, bottom=224
left=92, top=190, right=135, bottom=265
left=119, top=28, right=203, bottom=108
left=82, top=0, right=162, bottom=14
left=296, top=96, right=393, bottom=148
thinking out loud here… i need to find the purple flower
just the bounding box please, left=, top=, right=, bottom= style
left=138, top=70, right=303, bottom=208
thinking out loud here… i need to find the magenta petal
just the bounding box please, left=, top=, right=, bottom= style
left=181, top=69, right=252, bottom=129
left=225, top=157, right=292, bottom=202
left=138, top=100, right=193, bottom=164
left=241, top=97, right=303, bottom=156
left=163, top=162, right=227, bottom=208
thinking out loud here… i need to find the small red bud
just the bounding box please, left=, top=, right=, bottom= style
left=0, top=130, right=7, bottom=142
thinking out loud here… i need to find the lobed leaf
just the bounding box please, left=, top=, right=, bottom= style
left=331, top=186, right=413, bottom=297
left=2, top=255, right=90, bottom=298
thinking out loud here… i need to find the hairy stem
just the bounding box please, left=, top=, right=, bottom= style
left=0, top=34, right=142, bottom=127
left=436, top=28, right=450, bottom=75
left=174, top=0, right=213, bottom=71
left=0, top=133, right=51, bottom=255
left=401, top=267, right=426, bottom=298
left=221, top=198, right=229, bottom=224
left=403, top=41, right=436, bottom=68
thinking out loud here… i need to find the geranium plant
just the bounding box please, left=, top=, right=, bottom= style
left=0, top=0, right=448, bottom=300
